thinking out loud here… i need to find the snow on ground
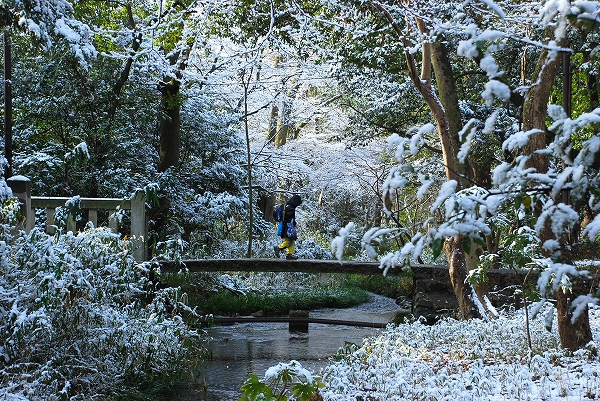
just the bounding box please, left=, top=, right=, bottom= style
left=319, top=305, right=600, bottom=400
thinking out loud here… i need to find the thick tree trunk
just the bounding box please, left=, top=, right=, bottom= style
left=158, top=80, right=182, bottom=172
left=521, top=36, right=593, bottom=350
left=444, top=236, right=483, bottom=319
left=107, top=4, right=140, bottom=119
left=430, top=42, right=470, bottom=184
left=521, top=47, right=560, bottom=174
left=556, top=279, right=593, bottom=351
left=275, top=83, right=299, bottom=147
left=429, top=33, right=489, bottom=317
left=275, top=116, right=289, bottom=147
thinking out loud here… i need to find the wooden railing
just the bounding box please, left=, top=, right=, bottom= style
left=6, top=176, right=147, bottom=262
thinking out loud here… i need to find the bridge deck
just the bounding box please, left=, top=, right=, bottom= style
left=156, top=258, right=535, bottom=286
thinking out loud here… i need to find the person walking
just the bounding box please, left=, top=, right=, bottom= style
left=274, top=194, right=302, bottom=260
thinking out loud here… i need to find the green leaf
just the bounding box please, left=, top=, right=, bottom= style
left=473, top=236, right=486, bottom=248
left=431, top=238, right=443, bottom=259
left=278, top=368, right=295, bottom=384
left=462, top=237, right=472, bottom=255
left=239, top=374, right=274, bottom=401
left=291, top=382, right=318, bottom=401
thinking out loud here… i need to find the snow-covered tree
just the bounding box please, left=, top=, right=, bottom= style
left=333, top=0, right=600, bottom=350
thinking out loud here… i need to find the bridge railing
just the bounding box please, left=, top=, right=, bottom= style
left=6, top=176, right=147, bottom=262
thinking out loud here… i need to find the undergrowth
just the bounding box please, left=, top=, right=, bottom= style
left=196, top=285, right=372, bottom=316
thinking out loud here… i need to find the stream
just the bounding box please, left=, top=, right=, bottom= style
left=178, top=294, right=400, bottom=400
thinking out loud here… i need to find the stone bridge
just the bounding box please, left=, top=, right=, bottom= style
left=157, top=258, right=537, bottom=324
left=157, top=258, right=535, bottom=288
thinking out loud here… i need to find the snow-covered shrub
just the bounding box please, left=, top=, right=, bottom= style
left=0, top=225, right=204, bottom=400
left=293, top=238, right=333, bottom=260
left=320, top=308, right=600, bottom=401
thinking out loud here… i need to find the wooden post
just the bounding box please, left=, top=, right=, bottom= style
left=289, top=310, right=309, bottom=333
left=66, top=214, right=76, bottom=233
left=7, top=176, right=33, bottom=232
left=46, top=207, right=56, bottom=234
left=88, top=209, right=98, bottom=228
left=108, top=210, right=117, bottom=232
left=130, top=190, right=146, bottom=262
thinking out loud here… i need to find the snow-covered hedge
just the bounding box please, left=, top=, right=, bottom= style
left=0, top=224, right=204, bottom=400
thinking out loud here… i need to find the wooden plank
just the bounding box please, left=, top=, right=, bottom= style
left=31, top=197, right=131, bottom=209
left=156, top=258, right=540, bottom=286
left=159, top=258, right=404, bottom=275
left=203, top=316, right=389, bottom=328
left=158, top=258, right=452, bottom=280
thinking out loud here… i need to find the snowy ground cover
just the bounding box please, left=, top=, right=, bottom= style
left=319, top=306, right=600, bottom=400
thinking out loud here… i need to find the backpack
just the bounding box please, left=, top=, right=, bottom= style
left=272, top=203, right=284, bottom=222
left=286, top=218, right=297, bottom=240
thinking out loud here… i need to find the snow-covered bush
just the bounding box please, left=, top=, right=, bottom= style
left=0, top=224, right=204, bottom=400
left=320, top=308, right=600, bottom=401
left=294, top=238, right=333, bottom=260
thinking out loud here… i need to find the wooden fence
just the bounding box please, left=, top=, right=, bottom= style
left=6, top=176, right=147, bottom=261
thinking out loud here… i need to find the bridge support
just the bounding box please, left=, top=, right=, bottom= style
left=289, top=310, right=309, bottom=333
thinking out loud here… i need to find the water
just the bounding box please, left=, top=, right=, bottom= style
left=181, top=294, right=400, bottom=400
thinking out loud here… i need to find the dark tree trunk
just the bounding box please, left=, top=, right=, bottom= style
left=521, top=35, right=593, bottom=349
left=157, top=80, right=182, bottom=172
left=556, top=279, right=593, bottom=351
left=3, top=32, right=12, bottom=179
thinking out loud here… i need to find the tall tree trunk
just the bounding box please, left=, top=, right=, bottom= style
left=3, top=32, right=12, bottom=179
left=584, top=50, right=599, bottom=110
left=430, top=42, right=469, bottom=184
left=374, top=2, right=482, bottom=319
left=158, top=80, right=182, bottom=172
left=267, top=104, right=279, bottom=143
left=275, top=82, right=299, bottom=147
left=107, top=4, right=140, bottom=120
left=242, top=71, right=254, bottom=258
left=274, top=102, right=289, bottom=147
left=429, top=41, right=483, bottom=318
left=522, top=36, right=593, bottom=349
left=522, top=48, right=559, bottom=174
left=557, top=277, right=593, bottom=351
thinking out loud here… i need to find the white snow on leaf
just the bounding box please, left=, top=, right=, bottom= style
left=482, top=79, right=511, bottom=106
left=479, top=0, right=506, bottom=19
left=457, top=119, right=477, bottom=163
left=537, top=261, right=580, bottom=296
left=552, top=167, right=572, bottom=198
left=430, top=180, right=457, bottom=213
left=416, top=174, right=435, bottom=200
left=479, top=54, right=501, bottom=78
left=331, top=222, right=355, bottom=262
left=265, top=360, right=314, bottom=384
left=540, top=0, right=573, bottom=41
left=582, top=214, right=600, bottom=240
left=502, top=129, right=543, bottom=152
left=570, top=295, right=597, bottom=324
left=362, top=227, right=393, bottom=260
